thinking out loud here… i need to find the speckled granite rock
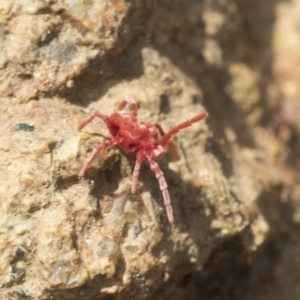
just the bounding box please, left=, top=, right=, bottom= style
left=0, top=0, right=153, bottom=102
left=0, top=0, right=300, bottom=300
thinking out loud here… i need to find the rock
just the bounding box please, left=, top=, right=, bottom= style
left=1, top=0, right=300, bottom=299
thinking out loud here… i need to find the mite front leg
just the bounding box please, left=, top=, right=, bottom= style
left=78, top=111, right=109, bottom=131
left=151, top=122, right=180, bottom=161
left=79, top=138, right=119, bottom=176
left=118, top=96, right=138, bottom=118
left=146, top=157, right=174, bottom=224
left=160, top=112, right=208, bottom=146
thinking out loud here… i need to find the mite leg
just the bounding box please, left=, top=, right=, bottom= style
left=78, top=111, right=109, bottom=131
left=160, top=112, right=208, bottom=146
left=131, top=151, right=144, bottom=193
left=146, top=156, right=174, bottom=224
left=79, top=138, right=119, bottom=176
left=151, top=122, right=180, bottom=161
left=118, top=96, right=138, bottom=118
left=150, top=122, right=166, bottom=137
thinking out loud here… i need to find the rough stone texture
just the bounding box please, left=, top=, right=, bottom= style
left=0, top=0, right=153, bottom=102
left=0, top=0, right=300, bottom=299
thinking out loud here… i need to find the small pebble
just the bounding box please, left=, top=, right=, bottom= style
left=15, top=123, right=35, bottom=132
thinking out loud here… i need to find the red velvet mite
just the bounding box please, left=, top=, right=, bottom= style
left=78, top=96, right=208, bottom=223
